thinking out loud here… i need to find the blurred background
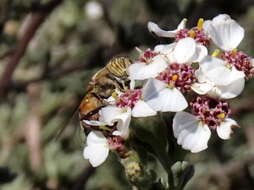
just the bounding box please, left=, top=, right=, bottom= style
left=0, top=0, right=254, bottom=189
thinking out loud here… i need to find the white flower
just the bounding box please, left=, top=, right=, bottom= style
left=82, top=89, right=157, bottom=138
left=155, top=38, right=207, bottom=64
left=173, top=112, right=238, bottom=153
left=148, top=18, right=187, bottom=38
left=83, top=131, right=109, bottom=167
left=81, top=106, right=132, bottom=139
left=99, top=92, right=157, bottom=134
left=203, top=14, right=244, bottom=51
left=115, top=89, right=157, bottom=118
left=142, top=78, right=188, bottom=112
left=128, top=53, right=168, bottom=80
left=191, top=56, right=245, bottom=99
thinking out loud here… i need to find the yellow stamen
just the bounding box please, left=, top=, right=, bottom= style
left=225, top=64, right=232, bottom=70
left=172, top=74, right=178, bottom=81
left=198, top=120, right=205, bottom=126
left=121, top=107, right=128, bottom=113
left=99, top=125, right=111, bottom=131
left=211, top=49, right=220, bottom=57
left=217, top=113, right=226, bottom=119
left=111, top=91, right=118, bottom=99
left=232, top=48, right=238, bottom=56
left=166, top=84, right=174, bottom=89
left=197, top=18, right=204, bottom=30
left=188, top=30, right=196, bottom=38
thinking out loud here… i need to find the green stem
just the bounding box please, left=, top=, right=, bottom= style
left=158, top=113, right=176, bottom=189
left=154, top=148, right=175, bottom=189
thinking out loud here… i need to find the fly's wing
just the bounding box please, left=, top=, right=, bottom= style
left=54, top=100, right=85, bottom=150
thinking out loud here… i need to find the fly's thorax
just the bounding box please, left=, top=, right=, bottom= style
left=106, top=57, right=132, bottom=78
left=88, top=57, right=133, bottom=98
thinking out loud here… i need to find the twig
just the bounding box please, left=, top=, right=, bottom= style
left=0, top=50, right=14, bottom=61
left=0, top=0, right=63, bottom=96
left=25, top=83, right=43, bottom=171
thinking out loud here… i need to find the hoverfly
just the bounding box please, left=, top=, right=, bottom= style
left=79, top=57, right=132, bottom=134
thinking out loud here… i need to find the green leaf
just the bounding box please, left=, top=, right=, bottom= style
left=171, top=161, right=194, bottom=190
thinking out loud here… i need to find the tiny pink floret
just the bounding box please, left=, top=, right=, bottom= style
left=138, top=50, right=158, bottom=64
left=175, top=27, right=210, bottom=46
left=117, top=89, right=142, bottom=108
left=221, top=50, right=254, bottom=78
left=108, top=136, right=125, bottom=150
left=156, top=63, right=196, bottom=92
left=190, top=96, right=231, bottom=129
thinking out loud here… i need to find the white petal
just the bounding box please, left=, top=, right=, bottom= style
left=86, top=131, right=108, bottom=146
left=177, top=18, right=187, bottom=30
left=203, top=15, right=244, bottom=51
left=148, top=21, right=177, bottom=38
left=197, top=56, right=245, bottom=99
left=173, top=112, right=211, bottom=153
left=173, top=37, right=196, bottom=64
left=200, top=56, right=228, bottom=84
left=128, top=62, right=149, bottom=80
left=128, top=55, right=168, bottom=80
left=212, top=14, right=231, bottom=23
left=200, top=56, right=245, bottom=86
left=142, top=78, right=167, bottom=100
left=192, top=74, right=244, bottom=100
left=229, top=66, right=246, bottom=82
left=204, top=86, right=223, bottom=99
left=83, top=131, right=109, bottom=167
left=112, top=109, right=131, bottom=139
left=217, top=118, right=238, bottom=140
left=195, top=68, right=208, bottom=83
left=83, top=145, right=109, bottom=167
left=100, top=106, right=131, bottom=139
left=154, top=43, right=175, bottom=56
left=217, top=77, right=245, bottom=99
left=82, top=120, right=107, bottom=126
left=144, top=84, right=188, bottom=112
left=130, top=79, right=135, bottom=90
left=191, top=44, right=208, bottom=62
left=147, top=55, right=168, bottom=74
left=191, top=82, right=213, bottom=95
left=132, top=100, right=157, bottom=117
left=99, top=106, right=123, bottom=125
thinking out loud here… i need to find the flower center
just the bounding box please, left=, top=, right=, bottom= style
left=138, top=50, right=158, bottom=64
left=116, top=89, right=142, bottom=108
left=156, top=63, right=196, bottom=92
left=190, top=96, right=231, bottom=129
left=175, top=18, right=209, bottom=46
left=108, top=136, right=125, bottom=151
left=220, top=50, right=254, bottom=78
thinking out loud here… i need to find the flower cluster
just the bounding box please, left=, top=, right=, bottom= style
left=82, top=14, right=254, bottom=167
